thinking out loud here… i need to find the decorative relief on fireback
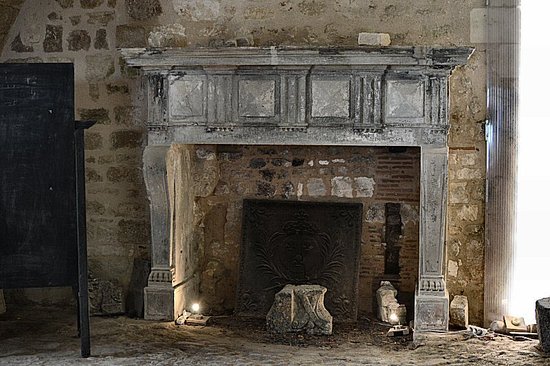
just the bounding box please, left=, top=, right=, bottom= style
left=237, top=199, right=363, bottom=322
left=256, top=210, right=344, bottom=287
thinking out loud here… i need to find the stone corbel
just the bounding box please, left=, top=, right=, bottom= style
left=415, top=146, right=449, bottom=332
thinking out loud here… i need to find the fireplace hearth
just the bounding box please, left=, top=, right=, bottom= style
left=237, top=199, right=362, bottom=322
left=122, top=46, right=473, bottom=334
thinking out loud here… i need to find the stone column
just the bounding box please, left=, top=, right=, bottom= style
left=143, top=145, right=173, bottom=320
left=415, top=146, right=449, bottom=332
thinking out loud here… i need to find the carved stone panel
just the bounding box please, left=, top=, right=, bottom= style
left=311, top=78, right=351, bottom=120
left=415, top=295, right=449, bottom=332
left=236, top=199, right=363, bottom=322
left=385, top=80, right=425, bottom=122
left=237, top=77, right=279, bottom=124
left=168, top=75, right=207, bottom=123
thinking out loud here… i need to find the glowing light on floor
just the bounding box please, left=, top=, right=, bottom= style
left=191, top=303, right=200, bottom=313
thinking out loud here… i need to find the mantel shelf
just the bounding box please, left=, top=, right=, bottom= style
left=121, top=46, right=474, bottom=69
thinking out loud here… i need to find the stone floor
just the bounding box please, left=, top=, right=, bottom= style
left=0, top=306, right=548, bottom=365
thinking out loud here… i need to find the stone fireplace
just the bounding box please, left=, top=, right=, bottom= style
left=121, top=46, right=473, bottom=333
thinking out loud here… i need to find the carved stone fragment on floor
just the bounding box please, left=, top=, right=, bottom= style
left=449, top=295, right=469, bottom=329
left=376, top=281, right=400, bottom=323
left=266, top=284, right=332, bottom=335
left=88, top=273, right=124, bottom=315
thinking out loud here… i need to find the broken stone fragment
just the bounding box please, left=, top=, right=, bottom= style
left=376, top=281, right=402, bottom=323
left=266, top=284, right=332, bottom=335
left=88, top=273, right=125, bottom=315
left=449, top=295, right=469, bottom=329
left=536, top=297, right=550, bottom=353
left=489, top=320, right=506, bottom=333
left=503, top=315, right=527, bottom=332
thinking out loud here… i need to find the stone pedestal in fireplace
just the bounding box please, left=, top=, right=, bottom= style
left=122, top=46, right=473, bottom=332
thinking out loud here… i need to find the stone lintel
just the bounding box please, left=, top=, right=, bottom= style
left=145, top=126, right=448, bottom=147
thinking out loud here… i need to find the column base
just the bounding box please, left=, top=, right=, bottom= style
left=414, top=289, right=449, bottom=333
left=144, top=284, right=174, bottom=321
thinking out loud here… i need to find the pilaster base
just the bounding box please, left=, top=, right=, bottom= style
left=414, top=289, right=449, bottom=334
left=144, top=285, right=174, bottom=321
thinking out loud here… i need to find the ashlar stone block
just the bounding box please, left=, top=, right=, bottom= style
left=306, top=178, right=326, bottom=197
left=267, top=284, right=332, bottom=335
left=331, top=176, right=353, bottom=198
left=358, top=33, right=391, bottom=46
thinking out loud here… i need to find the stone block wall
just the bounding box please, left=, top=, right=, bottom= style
left=1, top=0, right=487, bottom=324
left=1, top=0, right=150, bottom=297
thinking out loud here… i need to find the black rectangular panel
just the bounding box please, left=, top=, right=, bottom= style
left=236, top=199, right=363, bottom=322
left=0, top=63, right=76, bottom=289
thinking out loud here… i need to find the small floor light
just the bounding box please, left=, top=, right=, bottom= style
left=389, top=312, right=400, bottom=325
left=185, top=302, right=210, bottom=326
left=191, top=303, right=200, bottom=313
left=175, top=302, right=210, bottom=326
left=387, top=311, right=410, bottom=337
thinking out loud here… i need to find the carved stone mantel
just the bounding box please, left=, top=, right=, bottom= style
left=122, top=46, right=473, bottom=332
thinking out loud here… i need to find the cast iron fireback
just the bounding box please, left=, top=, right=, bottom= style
left=236, top=199, right=363, bottom=322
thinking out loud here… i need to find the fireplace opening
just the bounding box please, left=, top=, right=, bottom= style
left=169, top=144, right=420, bottom=322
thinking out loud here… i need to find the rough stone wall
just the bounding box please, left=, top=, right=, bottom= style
left=1, top=0, right=486, bottom=324
left=0, top=0, right=24, bottom=52
left=447, top=49, right=487, bottom=325
left=188, top=145, right=419, bottom=315
left=1, top=0, right=150, bottom=298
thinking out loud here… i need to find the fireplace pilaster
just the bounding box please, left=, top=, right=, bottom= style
left=143, top=145, right=173, bottom=320
left=415, top=146, right=450, bottom=331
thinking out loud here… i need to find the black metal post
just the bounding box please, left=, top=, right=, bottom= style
left=74, top=120, right=95, bottom=358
